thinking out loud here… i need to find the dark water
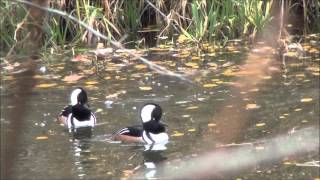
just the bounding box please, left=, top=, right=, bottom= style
left=1, top=40, right=319, bottom=179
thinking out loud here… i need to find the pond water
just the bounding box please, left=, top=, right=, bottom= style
left=1, top=38, right=319, bottom=179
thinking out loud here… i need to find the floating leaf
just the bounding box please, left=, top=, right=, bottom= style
left=134, top=64, right=148, bottom=69
left=256, top=123, right=266, bottom=127
left=36, top=83, right=57, bottom=88
left=207, top=123, right=217, bottom=127
left=171, top=131, right=184, bottom=137
left=186, top=106, right=199, bottom=110
left=85, top=81, right=98, bottom=85
left=63, top=74, right=83, bottom=83
left=203, top=83, right=217, bottom=88
left=301, top=98, right=313, bottom=102
left=246, top=104, right=260, bottom=110
left=188, top=128, right=196, bottom=132
left=139, top=86, right=152, bottom=91
left=36, top=136, right=48, bottom=140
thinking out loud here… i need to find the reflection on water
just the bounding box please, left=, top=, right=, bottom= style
left=1, top=37, right=319, bottom=179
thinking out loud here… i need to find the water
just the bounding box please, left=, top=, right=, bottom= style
left=1, top=39, right=319, bottom=179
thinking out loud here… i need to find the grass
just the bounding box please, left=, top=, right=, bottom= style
left=1, top=0, right=319, bottom=53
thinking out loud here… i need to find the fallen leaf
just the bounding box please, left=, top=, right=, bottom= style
left=188, top=128, right=196, bottom=132
left=35, top=83, right=57, bottom=88
left=203, top=83, right=217, bottom=88
left=63, top=74, right=83, bottom=83
left=85, top=81, right=98, bottom=85
left=171, top=131, right=184, bottom=137
left=139, top=86, right=152, bottom=91
left=208, top=123, right=217, bottom=127
left=256, top=123, right=266, bottom=127
left=36, top=136, right=48, bottom=140
left=134, top=64, right=148, bottom=69
left=186, top=106, right=199, bottom=110
left=246, top=104, right=260, bottom=110
left=301, top=98, right=313, bottom=102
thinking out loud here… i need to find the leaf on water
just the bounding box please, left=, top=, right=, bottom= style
left=203, top=83, right=217, bottom=88
left=207, top=123, right=217, bottom=127
left=63, top=74, right=83, bottom=83
left=255, top=146, right=264, bottom=150
left=301, top=98, right=313, bottom=103
left=262, top=76, right=272, bottom=80
left=222, top=69, right=236, bottom=76
left=36, top=136, right=48, bottom=140
left=95, top=108, right=103, bottom=113
left=171, top=131, right=184, bottom=137
left=185, top=62, right=199, bottom=69
left=188, top=128, right=196, bottom=132
left=256, top=123, right=266, bottom=127
left=139, top=86, right=152, bottom=91
left=186, top=106, right=199, bottom=110
left=134, top=64, right=148, bottom=69
left=35, top=83, right=57, bottom=88
left=191, top=56, right=201, bottom=60
left=246, top=104, right=260, bottom=110
left=85, top=81, right=98, bottom=85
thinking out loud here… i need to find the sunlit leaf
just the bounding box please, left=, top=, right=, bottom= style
left=262, top=76, right=272, bottom=80
left=36, top=136, right=48, bottom=140
left=207, top=123, right=216, bottom=127
left=171, top=131, right=184, bottom=137
left=182, top=115, right=190, bottom=118
left=301, top=120, right=308, bottom=123
left=222, top=69, right=236, bottom=76
left=85, top=81, right=98, bottom=85
left=36, top=83, right=57, bottom=88
left=188, top=128, right=196, bottom=132
left=279, top=116, right=285, bottom=119
left=256, top=123, right=266, bottom=127
left=139, top=86, right=152, bottom=91
left=294, top=108, right=302, bottom=112
left=300, top=98, right=313, bottom=102
left=246, top=104, right=260, bottom=110
left=95, top=108, right=103, bottom=113
left=185, top=62, right=199, bottom=68
left=203, top=83, right=217, bottom=88
left=63, top=74, right=83, bottom=83
left=191, top=56, right=201, bottom=60
left=186, top=106, right=199, bottom=110
left=134, top=64, right=148, bottom=69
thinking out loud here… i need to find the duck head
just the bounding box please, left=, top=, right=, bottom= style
left=70, top=87, right=88, bottom=105
left=140, top=103, right=165, bottom=133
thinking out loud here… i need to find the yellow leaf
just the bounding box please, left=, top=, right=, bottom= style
left=222, top=69, right=236, bottom=76
left=203, top=83, right=217, bottom=88
left=85, top=81, right=98, bottom=85
left=191, top=56, right=201, bottom=60
left=139, top=86, right=152, bottom=91
left=188, top=128, right=196, bottom=132
left=36, top=136, right=48, bottom=140
left=171, top=131, right=184, bottom=137
left=301, top=98, right=313, bottom=102
left=207, top=123, right=217, bottom=127
left=279, top=116, right=285, bottom=119
left=262, top=76, right=272, bottom=80
left=185, top=62, right=199, bottom=68
left=36, top=83, right=57, bottom=88
left=246, top=104, right=260, bottom=110
left=186, top=106, right=199, bottom=110
left=134, top=64, right=148, bottom=69
left=256, top=123, right=266, bottom=127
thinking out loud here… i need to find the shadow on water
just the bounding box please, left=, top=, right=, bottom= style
left=1, top=36, right=319, bottom=179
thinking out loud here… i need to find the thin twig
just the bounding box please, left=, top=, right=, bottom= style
left=13, top=0, right=192, bottom=82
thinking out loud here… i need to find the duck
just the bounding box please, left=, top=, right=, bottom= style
left=57, top=87, right=96, bottom=131
left=113, top=103, right=169, bottom=144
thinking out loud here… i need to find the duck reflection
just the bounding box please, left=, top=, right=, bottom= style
left=142, top=142, right=168, bottom=179
left=70, top=127, right=94, bottom=179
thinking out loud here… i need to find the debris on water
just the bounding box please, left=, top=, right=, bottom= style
left=104, top=101, right=114, bottom=108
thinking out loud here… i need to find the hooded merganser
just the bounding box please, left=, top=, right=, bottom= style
left=113, top=103, right=169, bottom=144
left=57, top=87, right=96, bottom=131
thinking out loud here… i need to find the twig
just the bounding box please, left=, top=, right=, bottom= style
left=13, top=0, right=191, bottom=82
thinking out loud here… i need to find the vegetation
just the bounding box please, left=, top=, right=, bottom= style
left=0, top=0, right=319, bottom=53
